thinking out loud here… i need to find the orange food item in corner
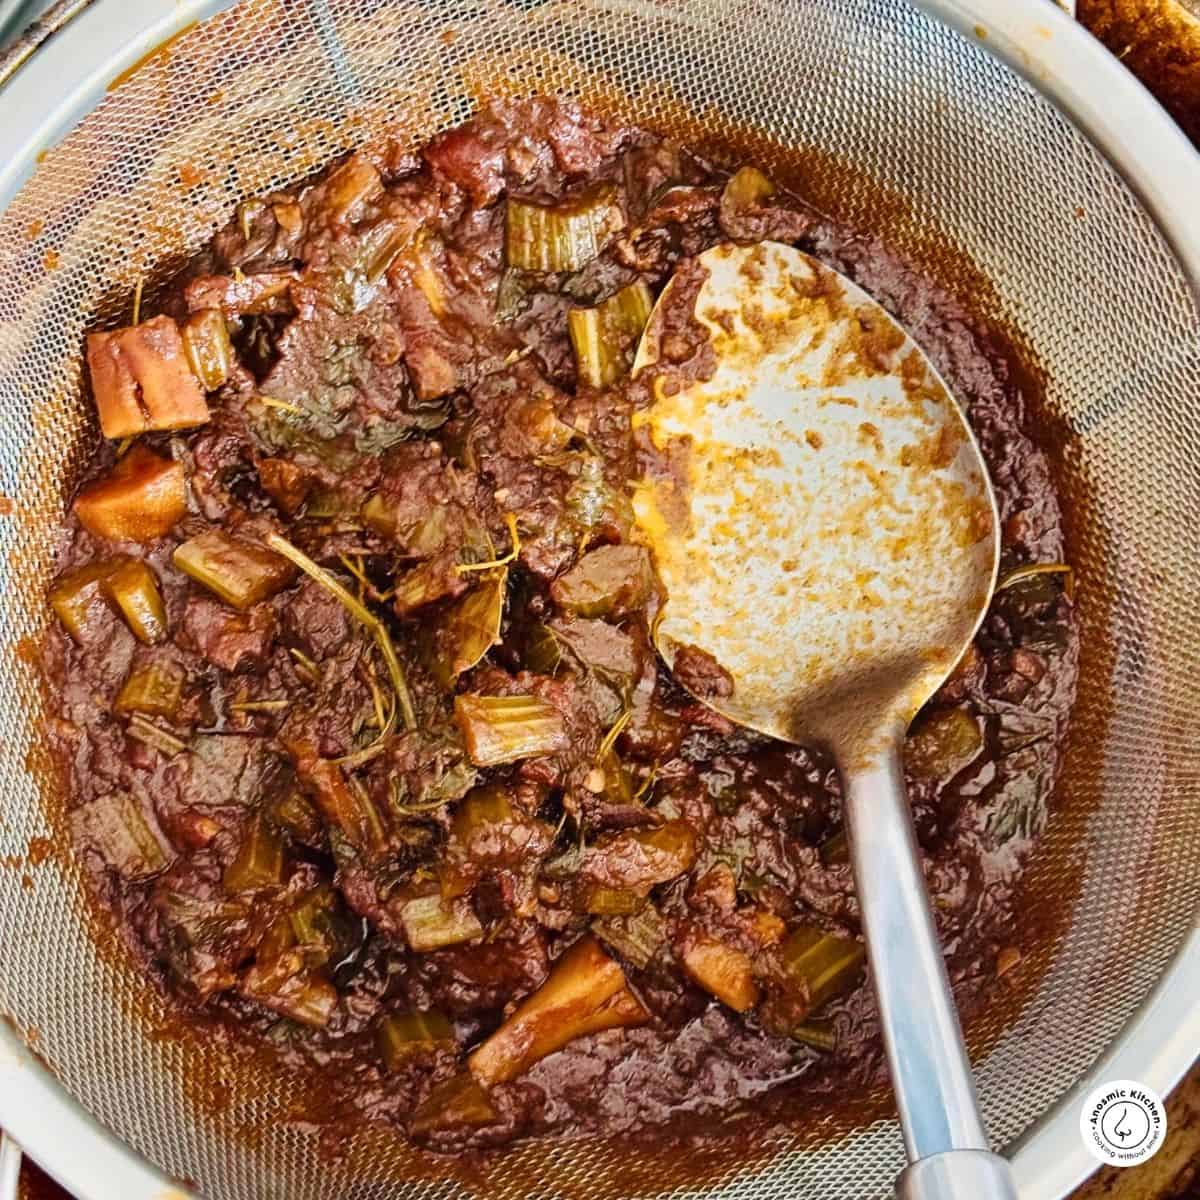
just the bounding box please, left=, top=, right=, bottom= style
left=86, top=315, right=210, bottom=439
left=73, top=445, right=187, bottom=543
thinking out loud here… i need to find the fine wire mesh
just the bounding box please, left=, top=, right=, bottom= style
left=0, top=0, right=1197, bottom=1197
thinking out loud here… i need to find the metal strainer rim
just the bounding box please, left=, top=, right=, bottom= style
left=0, top=3, right=1197, bottom=1199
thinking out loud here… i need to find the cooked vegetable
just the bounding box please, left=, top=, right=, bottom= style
left=905, top=707, right=983, bottom=779
left=224, top=817, right=285, bottom=892
left=451, top=786, right=513, bottom=844
left=289, top=741, right=387, bottom=854
left=453, top=694, right=569, bottom=767
left=469, top=935, right=649, bottom=1085
left=791, top=1019, right=836, bottom=1053
left=335, top=692, right=397, bottom=769
left=778, top=925, right=865, bottom=1014
left=74, top=446, right=187, bottom=543
left=257, top=917, right=296, bottom=964
left=103, top=559, right=167, bottom=644
left=289, top=887, right=363, bottom=973
left=524, top=623, right=564, bottom=675
left=126, top=714, right=187, bottom=756
left=678, top=932, right=759, bottom=1012
left=996, top=561, right=1074, bottom=600
left=258, top=396, right=304, bottom=417
left=391, top=558, right=458, bottom=616
left=228, top=698, right=290, bottom=715
left=392, top=751, right=477, bottom=817
left=399, top=894, right=484, bottom=952
left=495, top=269, right=531, bottom=321
left=114, top=660, right=185, bottom=719
left=549, top=544, right=655, bottom=619
left=181, top=308, right=234, bottom=391
left=722, top=165, right=776, bottom=210
left=401, top=231, right=449, bottom=318
left=241, top=955, right=338, bottom=1028
left=70, top=791, right=173, bottom=880
left=50, top=561, right=119, bottom=642
left=361, top=225, right=409, bottom=286
left=360, top=493, right=399, bottom=538
left=568, top=281, right=654, bottom=388
left=638, top=816, right=697, bottom=857
left=410, top=1073, right=497, bottom=1136
left=585, top=747, right=637, bottom=814
left=173, top=530, right=296, bottom=610
left=505, top=185, right=624, bottom=272
left=456, top=514, right=521, bottom=575
left=592, top=902, right=667, bottom=970
left=288, top=886, right=335, bottom=948
left=324, top=154, right=383, bottom=222
left=86, top=315, right=210, bottom=439
left=377, top=1010, right=455, bottom=1071
left=565, top=456, right=635, bottom=541
left=273, top=790, right=325, bottom=847
left=582, top=885, right=645, bottom=917
left=427, top=573, right=506, bottom=687
left=573, top=820, right=696, bottom=896
left=265, top=533, right=416, bottom=731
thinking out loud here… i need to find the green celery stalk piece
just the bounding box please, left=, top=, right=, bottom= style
left=779, top=925, right=865, bottom=1014
left=377, top=1009, right=455, bottom=1071
left=173, top=530, right=296, bottom=610
left=400, top=894, right=483, bottom=952
left=453, top=693, right=569, bottom=767
left=505, top=185, right=623, bottom=273
left=224, top=818, right=285, bottom=892
left=568, top=281, right=653, bottom=389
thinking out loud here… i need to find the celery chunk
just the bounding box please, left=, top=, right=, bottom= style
left=377, top=1010, right=455, bottom=1072
left=453, top=694, right=568, bottom=767
left=568, top=282, right=653, bottom=388
left=505, top=185, right=623, bottom=272
left=105, top=559, right=168, bottom=644
left=174, top=531, right=296, bottom=610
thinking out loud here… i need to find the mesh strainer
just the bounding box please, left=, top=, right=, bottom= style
left=0, top=2, right=1198, bottom=1198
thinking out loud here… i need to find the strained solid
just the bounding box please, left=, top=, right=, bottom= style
left=0, top=2, right=1197, bottom=1199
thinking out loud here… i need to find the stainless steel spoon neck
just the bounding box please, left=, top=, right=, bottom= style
left=839, top=744, right=998, bottom=1159
left=896, top=1149, right=1019, bottom=1200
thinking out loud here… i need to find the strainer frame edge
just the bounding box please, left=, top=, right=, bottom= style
left=0, top=3, right=1196, bottom=1200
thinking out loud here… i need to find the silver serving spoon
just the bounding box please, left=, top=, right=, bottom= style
left=633, top=242, right=1016, bottom=1200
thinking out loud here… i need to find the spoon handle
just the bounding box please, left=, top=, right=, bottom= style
left=841, top=746, right=1018, bottom=1199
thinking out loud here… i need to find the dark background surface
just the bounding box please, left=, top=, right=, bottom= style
left=8, top=1, right=1200, bottom=1197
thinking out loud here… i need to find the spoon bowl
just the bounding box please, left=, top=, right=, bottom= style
left=633, top=241, right=998, bottom=759
left=633, top=242, right=1014, bottom=1200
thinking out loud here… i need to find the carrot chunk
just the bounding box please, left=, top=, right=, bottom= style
left=86, top=315, right=210, bottom=439
left=73, top=446, right=187, bottom=543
